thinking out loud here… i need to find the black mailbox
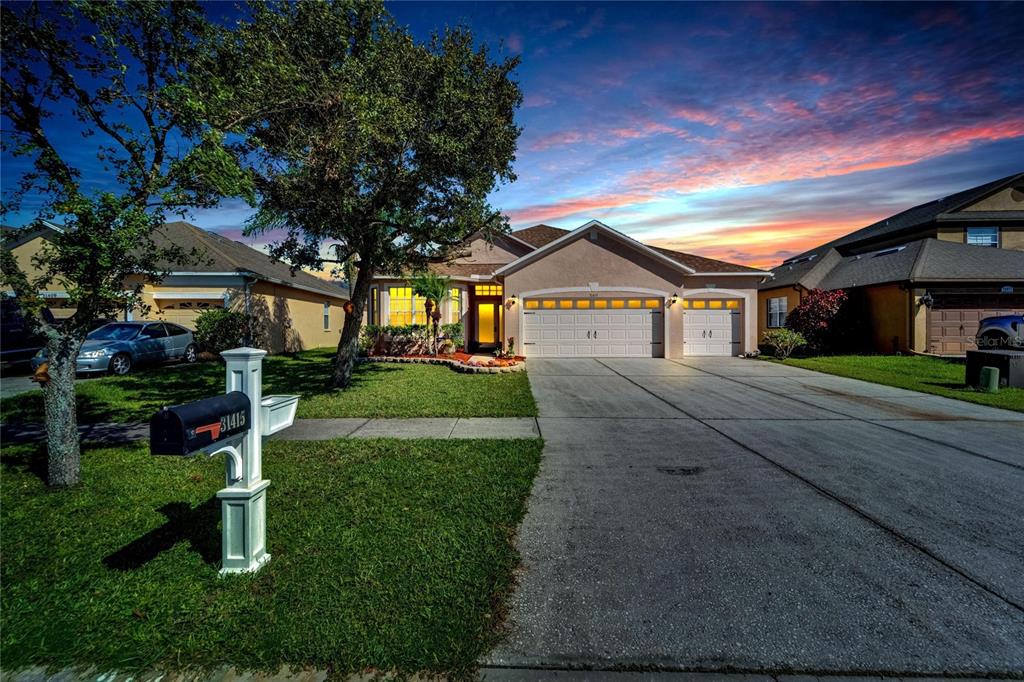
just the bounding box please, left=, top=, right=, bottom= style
left=150, top=391, right=251, bottom=456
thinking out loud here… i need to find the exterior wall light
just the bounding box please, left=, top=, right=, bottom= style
left=505, top=295, right=517, bottom=309
left=668, top=293, right=679, bottom=307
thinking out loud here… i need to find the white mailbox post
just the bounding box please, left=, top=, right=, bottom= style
left=217, top=347, right=298, bottom=575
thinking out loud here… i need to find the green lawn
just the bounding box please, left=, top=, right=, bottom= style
left=771, top=355, right=1024, bottom=413
left=0, top=349, right=537, bottom=423
left=1, top=437, right=543, bottom=674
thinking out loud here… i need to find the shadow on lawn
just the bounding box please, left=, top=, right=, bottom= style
left=104, top=497, right=220, bottom=570
left=0, top=351, right=404, bottom=424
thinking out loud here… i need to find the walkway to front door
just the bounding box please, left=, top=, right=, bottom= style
left=486, top=357, right=1024, bottom=675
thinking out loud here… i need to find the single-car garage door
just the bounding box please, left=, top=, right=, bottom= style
left=927, top=293, right=1024, bottom=355
left=683, top=300, right=741, bottom=356
left=522, top=297, right=664, bottom=357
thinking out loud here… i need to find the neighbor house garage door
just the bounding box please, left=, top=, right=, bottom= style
left=683, top=300, right=742, bottom=356
left=522, top=297, right=664, bottom=357
left=927, top=294, right=1024, bottom=355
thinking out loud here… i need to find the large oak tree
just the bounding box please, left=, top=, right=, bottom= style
left=1, top=1, right=249, bottom=486
left=203, top=0, right=521, bottom=387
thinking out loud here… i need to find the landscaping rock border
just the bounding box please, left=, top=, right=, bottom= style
left=358, top=355, right=526, bottom=374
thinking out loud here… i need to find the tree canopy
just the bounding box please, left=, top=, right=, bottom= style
left=0, top=0, right=250, bottom=485
left=199, top=0, right=522, bottom=385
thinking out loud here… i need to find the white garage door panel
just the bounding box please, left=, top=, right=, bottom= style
left=524, top=308, right=664, bottom=357
left=684, top=309, right=739, bottom=357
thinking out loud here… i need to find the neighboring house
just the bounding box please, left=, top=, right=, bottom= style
left=3, top=220, right=349, bottom=354
left=759, top=172, right=1024, bottom=356
left=371, top=220, right=766, bottom=357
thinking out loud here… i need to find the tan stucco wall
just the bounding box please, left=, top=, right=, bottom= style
left=9, top=236, right=52, bottom=281
left=863, top=284, right=911, bottom=353
left=962, top=186, right=1024, bottom=211
left=249, top=281, right=344, bottom=353
left=757, top=287, right=802, bottom=342
left=502, top=233, right=759, bottom=356
left=911, top=288, right=929, bottom=353
left=936, top=226, right=964, bottom=243
left=1001, top=228, right=1024, bottom=250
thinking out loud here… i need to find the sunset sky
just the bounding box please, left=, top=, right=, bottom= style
left=3, top=2, right=1023, bottom=270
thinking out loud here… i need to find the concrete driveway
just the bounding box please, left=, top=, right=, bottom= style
left=486, top=357, right=1024, bottom=676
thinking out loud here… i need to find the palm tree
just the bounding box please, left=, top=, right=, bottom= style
left=410, top=271, right=451, bottom=355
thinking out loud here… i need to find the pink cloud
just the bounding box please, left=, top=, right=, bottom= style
left=808, top=73, right=832, bottom=86
left=668, top=106, right=719, bottom=126
left=505, top=33, right=523, bottom=53
left=526, top=130, right=585, bottom=152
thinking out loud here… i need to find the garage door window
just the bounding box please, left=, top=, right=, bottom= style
left=523, top=298, right=664, bottom=310
left=681, top=299, right=742, bottom=310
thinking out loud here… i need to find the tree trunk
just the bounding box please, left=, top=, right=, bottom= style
left=42, top=335, right=83, bottom=487
left=332, top=261, right=374, bottom=388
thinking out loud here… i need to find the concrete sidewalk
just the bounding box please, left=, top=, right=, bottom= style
left=0, top=417, right=540, bottom=445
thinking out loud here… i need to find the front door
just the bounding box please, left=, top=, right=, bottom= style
left=474, top=301, right=502, bottom=350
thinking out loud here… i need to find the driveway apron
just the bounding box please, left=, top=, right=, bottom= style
left=487, top=358, right=1024, bottom=675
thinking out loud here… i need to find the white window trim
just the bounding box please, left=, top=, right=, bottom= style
left=323, top=302, right=331, bottom=331
left=767, top=296, right=788, bottom=328
left=965, top=226, right=999, bottom=248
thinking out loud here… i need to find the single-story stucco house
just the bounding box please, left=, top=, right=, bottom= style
left=3, top=220, right=350, bottom=354
left=758, top=172, right=1024, bottom=356
left=370, top=220, right=766, bottom=358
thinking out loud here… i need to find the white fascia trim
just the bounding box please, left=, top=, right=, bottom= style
left=151, top=291, right=229, bottom=300
left=495, top=220, right=697, bottom=276
left=169, top=270, right=348, bottom=301
left=166, top=271, right=247, bottom=276
left=689, top=271, right=768, bottom=276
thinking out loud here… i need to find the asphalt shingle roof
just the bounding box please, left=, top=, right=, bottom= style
left=793, top=238, right=1024, bottom=291
left=510, top=225, right=763, bottom=273
left=153, top=222, right=348, bottom=299
left=793, top=172, right=1024, bottom=259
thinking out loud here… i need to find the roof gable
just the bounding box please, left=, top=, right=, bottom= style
left=496, top=220, right=699, bottom=276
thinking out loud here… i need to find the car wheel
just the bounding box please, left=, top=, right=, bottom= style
left=109, top=352, right=132, bottom=376
left=184, top=344, right=198, bottom=363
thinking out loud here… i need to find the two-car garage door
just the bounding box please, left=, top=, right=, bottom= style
left=523, top=308, right=663, bottom=357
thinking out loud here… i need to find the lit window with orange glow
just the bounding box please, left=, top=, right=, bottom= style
left=726, top=300, right=740, bottom=309
left=559, top=300, right=573, bottom=309
left=645, top=299, right=660, bottom=308
left=709, top=300, right=723, bottom=309
left=594, top=300, right=608, bottom=308
left=576, top=299, right=591, bottom=308
left=627, top=299, right=641, bottom=308
left=525, top=300, right=539, bottom=309
left=611, top=300, right=625, bottom=309
left=691, top=300, right=706, bottom=309
left=542, top=300, right=556, bottom=309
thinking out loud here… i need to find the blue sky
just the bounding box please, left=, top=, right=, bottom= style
left=3, top=2, right=1023, bottom=268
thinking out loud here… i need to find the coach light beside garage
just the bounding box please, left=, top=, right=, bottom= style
left=148, top=347, right=297, bottom=575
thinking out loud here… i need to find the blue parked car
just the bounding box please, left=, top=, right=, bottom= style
left=975, top=314, right=1024, bottom=351
left=31, top=321, right=198, bottom=375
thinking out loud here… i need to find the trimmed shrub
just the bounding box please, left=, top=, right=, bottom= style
left=193, top=309, right=250, bottom=354
left=360, top=322, right=464, bottom=356
left=761, top=328, right=807, bottom=360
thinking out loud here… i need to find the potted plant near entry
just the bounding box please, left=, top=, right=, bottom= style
left=410, top=271, right=452, bottom=356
